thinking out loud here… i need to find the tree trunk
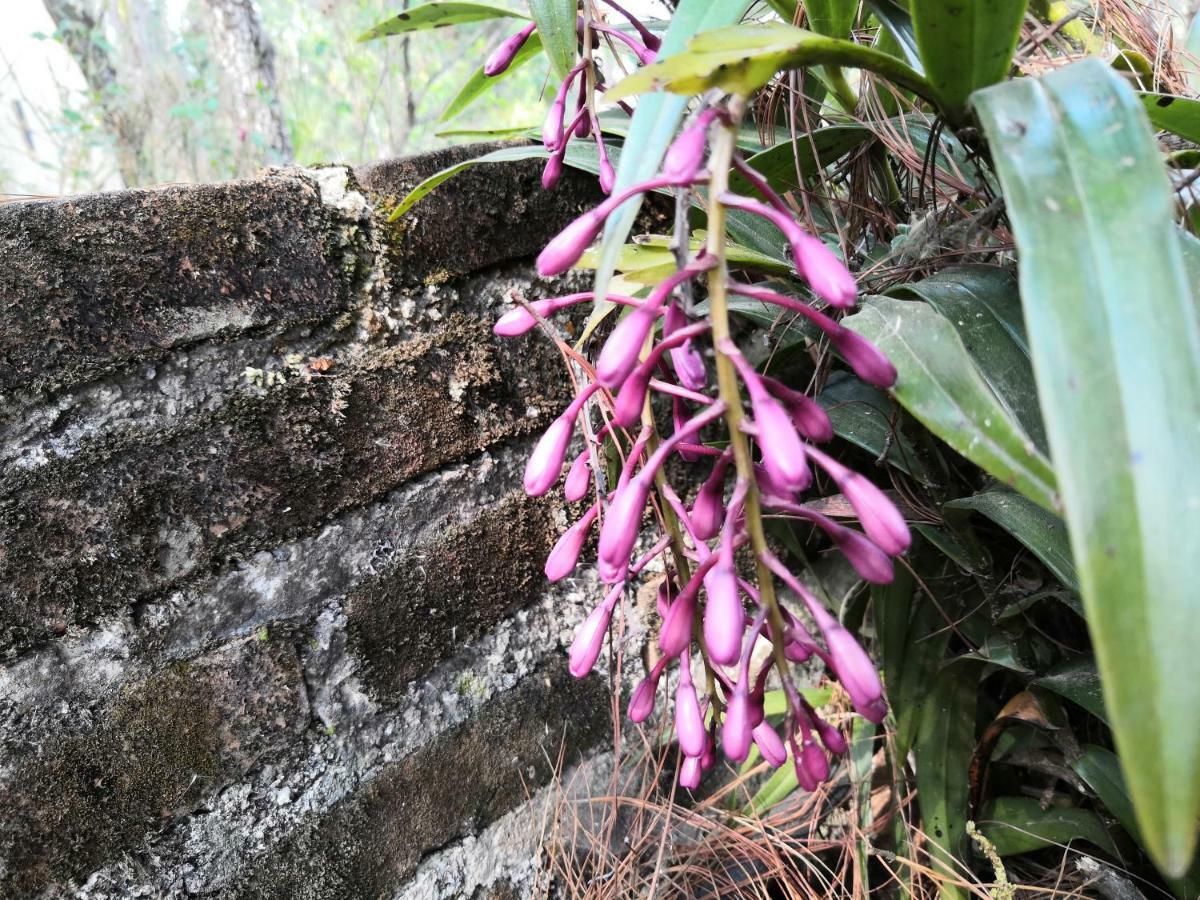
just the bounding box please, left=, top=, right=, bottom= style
left=198, top=0, right=292, bottom=165
left=41, top=0, right=149, bottom=186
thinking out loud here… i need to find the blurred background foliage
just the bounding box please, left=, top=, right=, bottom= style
left=0, top=0, right=552, bottom=196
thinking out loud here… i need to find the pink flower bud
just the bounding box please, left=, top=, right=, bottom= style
left=662, top=110, right=715, bottom=184
left=544, top=504, right=599, bottom=581
left=568, top=585, right=620, bottom=677
left=484, top=22, right=537, bottom=76
left=791, top=735, right=819, bottom=791
left=658, top=586, right=696, bottom=658
left=808, top=448, right=910, bottom=556
left=679, top=754, right=703, bottom=789
left=753, top=720, right=788, bottom=768
left=691, top=457, right=729, bottom=541
left=664, top=302, right=707, bottom=390
left=628, top=657, right=667, bottom=722
left=793, top=231, right=858, bottom=309
left=675, top=662, right=707, bottom=757
left=814, top=715, right=848, bottom=756
left=537, top=209, right=605, bottom=277
left=700, top=734, right=716, bottom=771
left=825, top=624, right=887, bottom=723
left=830, top=328, right=897, bottom=388
left=494, top=299, right=554, bottom=337
left=596, top=305, right=659, bottom=388
left=542, top=152, right=564, bottom=190
left=800, top=738, right=830, bottom=783
left=702, top=552, right=743, bottom=666
left=834, top=525, right=894, bottom=584
left=543, top=95, right=566, bottom=152
left=752, top=391, right=812, bottom=492
left=656, top=579, right=672, bottom=619
left=612, top=362, right=652, bottom=427
left=599, top=151, right=615, bottom=194
left=564, top=451, right=591, bottom=502
left=524, top=415, right=574, bottom=496
left=722, top=684, right=754, bottom=763
left=597, top=475, right=651, bottom=583
left=763, top=378, right=833, bottom=442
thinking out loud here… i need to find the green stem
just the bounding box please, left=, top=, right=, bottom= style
left=705, top=95, right=793, bottom=683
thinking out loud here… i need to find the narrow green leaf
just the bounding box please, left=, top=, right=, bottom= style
left=914, top=661, right=979, bottom=895
left=806, top=0, right=858, bottom=40
left=1072, top=745, right=1139, bottom=840
left=439, top=32, right=545, bottom=122
left=589, top=0, right=753, bottom=323
left=867, top=0, right=923, bottom=71
left=945, top=491, right=1077, bottom=590
left=607, top=23, right=935, bottom=105
left=978, top=796, right=1121, bottom=859
left=843, top=296, right=1059, bottom=512
left=528, top=0, right=575, bottom=80
left=728, top=125, right=873, bottom=194
left=358, top=1, right=525, bottom=40
left=1141, top=92, right=1200, bottom=145
left=887, top=266, right=1044, bottom=450
left=387, top=142, right=613, bottom=220
left=974, top=58, right=1200, bottom=877
left=909, top=0, right=1028, bottom=121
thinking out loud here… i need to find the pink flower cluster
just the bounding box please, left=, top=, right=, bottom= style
left=495, top=102, right=910, bottom=791
left=484, top=0, right=659, bottom=193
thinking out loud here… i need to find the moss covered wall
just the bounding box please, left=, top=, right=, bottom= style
left=0, top=145, right=621, bottom=899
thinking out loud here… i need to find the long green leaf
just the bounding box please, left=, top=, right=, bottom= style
left=729, top=125, right=873, bottom=194
left=607, top=23, right=935, bottom=104
left=1033, top=657, right=1107, bottom=724
left=387, top=142, right=614, bottom=220
left=909, top=0, right=1027, bottom=121
left=868, top=0, right=923, bottom=71
left=974, top=58, right=1200, bottom=877
left=440, top=32, right=545, bottom=122
left=358, top=1, right=525, bottom=40
left=887, top=266, right=1045, bottom=450
left=945, top=490, right=1076, bottom=589
left=528, top=0, right=575, bottom=80
left=589, top=0, right=752, bottom=322
left=806, top=0, right=857, bottom=40
left=843, top=296, right=1059, bottom=511
left=914, top=661, right=979, bottom=897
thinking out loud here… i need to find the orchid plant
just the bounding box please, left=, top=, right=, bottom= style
left=365, top=0, right=1200, bottom=893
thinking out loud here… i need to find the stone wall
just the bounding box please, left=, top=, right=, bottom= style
left=0, top=145, right=638, bottom=899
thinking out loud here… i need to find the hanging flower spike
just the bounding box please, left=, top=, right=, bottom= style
left=545, top=503, right=600, bottom=582
left=569, top=583, right=622, bottom=677
left=484, top=21, right=537, bottom=76
left=674, top=653, right=708, bottom=757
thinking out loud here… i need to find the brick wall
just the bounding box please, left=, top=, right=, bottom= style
left=0, top=144, right=632, bottom=899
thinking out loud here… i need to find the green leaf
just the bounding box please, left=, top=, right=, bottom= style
left=867, top=0, right=923, bottom=71
left=358, top=1, right=526, bottom=40
left=816, top=372, right=938, bottom=485
left=914, top=661, right=979, bottom=894
left=528, top=0, right=575, bottom=80
left=806, top=0, right=857, bottom=40
left=1141, top=92, right=1200, bottom=145
left=1072, top=745, right=1139, bottom=839
left=439, top=32, right=545, bottom=122
left=589, top=0, right=753, bottom=324
left=978, top=796, right=1121, bottom=859
left=729, top=125, right=873, bottom=195
left=974, top=58, right=1200, bottom=877
left=909, top=0, right=1027, bottom=121
left=1032, top=657, right=1106, bottom=724
left=607, top=23, right=935, bottom=104
left=945, top=491, right=1077, bottom=590
left=387, top=142, right=612, bottom=220
left=843, top=296, right=1059, bottom=512
left=887, top=266, right=1044, bottom=451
